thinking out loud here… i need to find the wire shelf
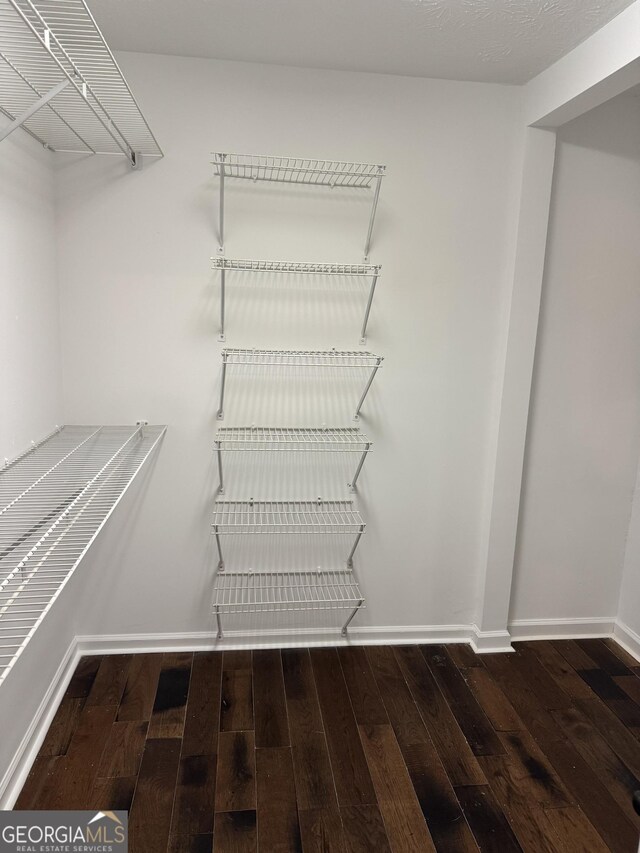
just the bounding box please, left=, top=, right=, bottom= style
left=212, top=500, right=365, bottom=535
left=0, top=0, right=162, bottom=161
left=213, top=428, right=372, bottom=495
left=212, top=258, right=381, bottom=343
left=222, top=348, right=382, bottom=368
left=213, top=152, right=386, bottom=259
left=217, top=350, right=383, bottom=422
left=214, top=427, right=371, bottom=452
left=213, top=570, right=364, bottom=613
left=212, top=153, right=384, bottom=188
left=0, top=425, right=166, bottom=685
left=212, top=258, right=381, bottom=276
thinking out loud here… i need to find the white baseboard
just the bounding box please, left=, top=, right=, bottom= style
left=77, top=619, right=621, bottom=658
left=76, top=623, right=474, bottom=656
left=470, top=625, right=514, bottom=653
left=0, top=638, right=81, bottom=809
left=612, top=619, right=640, bottom=663
left=509, top=616, right=616, bottom=641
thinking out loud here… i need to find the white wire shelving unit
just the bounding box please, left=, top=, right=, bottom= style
left=211, top=257, right=381, bottom=343
left=217, top=348, right=383, bottom=421
left=0, top=0, right=162, bottom=166
left=212, top=498, right=365, bottom=569
left=213, top=427, right=372, bottom=494
left=210, top=153, right=386, bottom=638
left=0, top=424, right=166, bottom=685
left=212, top=569, right=364, bottom=640
left=212, top=153, right=386, bottom=260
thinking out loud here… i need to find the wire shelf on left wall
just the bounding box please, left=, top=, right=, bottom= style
left=0, top=424, right=166, bottom=686
left=0, top=0, right=162, bottom=165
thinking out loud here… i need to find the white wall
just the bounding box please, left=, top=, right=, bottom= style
left=618, top=458, right=640, bottom=641
left=0, top=126, right=62, bottom=460
left=53, top=52, right=523, bottom=640
left=0, top=126, right=72, bottom=795
left=511, top=93, right=640, bottom=624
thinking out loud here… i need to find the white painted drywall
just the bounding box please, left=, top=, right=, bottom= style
left=618, top=458, right=640, bottom=640
left=0, top=127, right=74, bottom=795
left=524, top=0, right=640, bottom=127
left=510, top=93, right=640, bottom=624
left=475, top=126, right=557, bottom=642
left=53, top=52, right=523, bottom=639
left=0, top=125, right=62, bottom=461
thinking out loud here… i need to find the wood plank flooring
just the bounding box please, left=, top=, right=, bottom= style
left=15, top=639, right=640, bottom=852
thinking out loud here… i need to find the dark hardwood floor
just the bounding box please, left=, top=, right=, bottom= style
left=15, top=639, right=640, bottom=852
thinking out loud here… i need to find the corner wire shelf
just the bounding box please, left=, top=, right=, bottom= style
left=212, top=570, right=364, bottom=640
left=217, top=348, right=383, bottom=422
left=213, top=427, right=372, bottom=494
left=212, top=498, right=366, bottom=570
left=0, top=424, right=166, bottom=686
left=0, top=0, right=162, bottom=166
left=212, top=153, right=386, bottom=260
left=212, top=257, right=381, bottom=344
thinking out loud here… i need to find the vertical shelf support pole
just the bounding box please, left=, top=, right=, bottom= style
left=364, top=168, right=384, bottom=261
left=341, top=600, right=364, bottom=637
left=217, top=352, right=228, bottom=420
left=354, top=360, right=382, bottom=420
left=360, top=268, right=380, bottom=344
left=216, top=444, right=225, bottom=494
left=215, top=606, right=223, bottom=639
left=215, top=530, right=224, bottom=569
left=219, top=266, right=226, bottom=341
left=346, top=527, right=364, bottom=568
left=349, top=443, right=370, bottom=492
left=218, top=153, right=226, bottom=254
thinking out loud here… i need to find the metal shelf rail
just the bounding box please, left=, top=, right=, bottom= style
left=212, top=257, right=381, bottom=343
left=212, top=569, right=364, bottom=639
left=212, top=153, right=386, bottom=259
left=0, top=424, right=166, bottom=686
left=0, top=0, right=162, bottom=165
left=213, top=426, right=372, bottom=494
left=212, top=498, right=366, bottom=569
left=217, top=348, right=383, bottom=421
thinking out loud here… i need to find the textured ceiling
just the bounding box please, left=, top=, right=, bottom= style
left=87, top=0, right=635, bottom=85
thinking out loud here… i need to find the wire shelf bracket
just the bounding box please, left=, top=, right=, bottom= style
left=216, top=348, right=383, bottom=422
left=211, top=498, right=366, bottom=570
left=0, top=424, right=166, bottom=686
left=212, top=257, right=381, bottom=344
left=212, top=153, right=385, bottom=260
left=212, top=569, right=364, bottom=639
left=0, top=77, right=68, bottom=143
left=0, top=0, right=162, bottom=166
